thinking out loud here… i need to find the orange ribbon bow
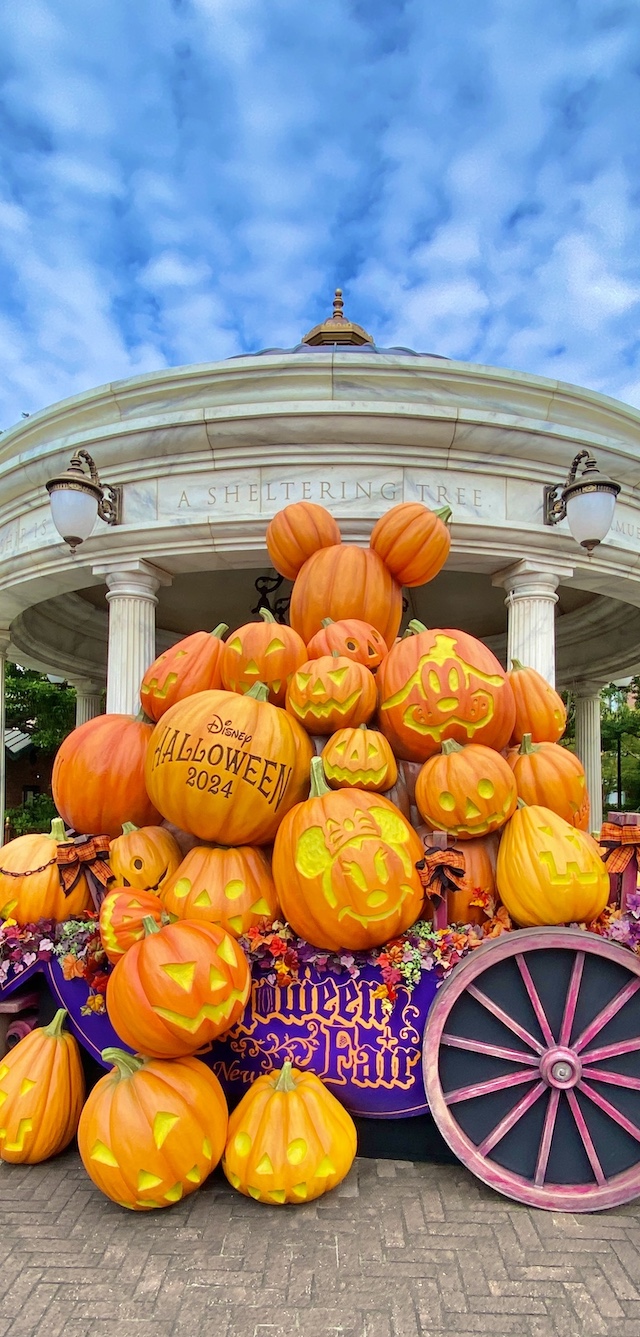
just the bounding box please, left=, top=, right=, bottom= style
left=598, top=822, right=640, bottom=874
left=56, top=834, right=112, bottom=900
left=415, top=847, right=466, bottom=903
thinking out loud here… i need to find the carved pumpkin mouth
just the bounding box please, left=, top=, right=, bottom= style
left=324, top=764, right=388, bottom=786
left=402, top=699, right=493, bottom=738
left=292, top=690, right=362, bottom=719
left=337, top=882, right=414, bottom=925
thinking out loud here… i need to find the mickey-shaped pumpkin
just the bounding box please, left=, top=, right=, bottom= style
left=286, top=656, right=377, bottom=736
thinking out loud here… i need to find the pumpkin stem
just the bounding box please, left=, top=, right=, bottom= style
left=43, top=1008, right=68, bottom=1038
left=520, top=733, right=537, bottom=756
left=434, top=504, right=453, bottom=525
left=121, top=822, right=138, bottom=836
left=142, top=915, right=161, bottom=936
left=211, top=623, right=229, bottom=639
left=135, top=707, right=155, bottom=726
left=407, top=620, right=428, bottom=636
left=331, top=650, right=341, bottom=659
left=321, top=618, right=334, bottom=628
left=441, top=739, right=463, bottom=755
left=50, top=817, right=67, bottom=843
left=309, top=756, right=331, bottom=798
left=358, top=723, right=368, bottom=731
left=510, top=658, right=526, bottom=671
left=245, top=682, right=270, bottom=702
left=273, top=1061, right=297, bottom=1092
left=259, top=609, right=277, bottom=624
left=516, top=798, right=527, bottom=808
left=102, top=1048, right=145, bottom=1079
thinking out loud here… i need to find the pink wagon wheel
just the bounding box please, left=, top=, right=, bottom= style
left=423, top=927, right=640, bottom=1212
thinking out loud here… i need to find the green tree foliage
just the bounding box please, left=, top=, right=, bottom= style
left=5, top=663, right=75, bottom=754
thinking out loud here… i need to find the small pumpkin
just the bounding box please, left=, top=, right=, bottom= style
left=289, top=544, right=402, bottom=647
left=106, top=917, right=251, bottom=1057
left=286, top=656, right=377, bottom=735
left=266, top=501, right=341, bottom=581
left=415, top=740, right=517, bottom=840
left=509, top=734, right=589, bottom=830
left=52, top=713, right=161, bottom=838
left=496, top=804, right=609, bottom=927
left=507, top=659, right=567, bottom=744
left=306, top=618, right=387, bottom=670
left=140, top=624, right=229, bottom=722
left=377, top=622, right=516, bottom=761
left=162, top=845, right=280, bottom=938
left=99, top=887, right=165, bottom=965
left=273, top=758, right=425, bottom=951
left=108, top=822, right=182, bottom=891
left=447, top=833, right=499, bottom=925
left=223, top=1060, right=356, bottom=1205
left=321, top=724, right=398, bottom=792
left=220, top=609, right=307, bottom=707
left=145, top=683, right=313, bottom=846
left=0, top=1009, right=85, bottom=1163
left=78, top=1048, right=228, bottom=1210
left=0, top=817, right=92, bottom=924
left=369, top=502, right=452, bottom=586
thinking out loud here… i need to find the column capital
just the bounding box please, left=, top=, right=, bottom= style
left=0, top=629, right=10, bottom=656
left=68, top=677, right=105, bottom=695
left=571, top=680, right=605, bottom=699
left=492, top=559, right=574, bottom=600
left=92, top=560, right=172, bottom=602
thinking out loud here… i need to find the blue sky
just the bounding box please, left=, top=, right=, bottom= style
left=1, top=0, right=639, bottom=429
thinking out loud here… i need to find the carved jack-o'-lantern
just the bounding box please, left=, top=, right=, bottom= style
left=306, top=619, right=387, bottom=670
left=415, top=740, right=517, bottom=840
left=220, top=610, right=308, bottom=708
left=108, top=823, right=182, bottom=892
left=497, top=805, right=609, bottom=927
left=286, top=656, right=377, bottom=736
left=140, top=625, right=229, bottom=722
left=99, top=887, right=165, bottom=964
left=272, top=758, right=425, bottom=950
left=161, top=844, right=281, bottom=938
left=321, top=725, right=398, bottom=792
left=377, top=623, right=516, bottom=762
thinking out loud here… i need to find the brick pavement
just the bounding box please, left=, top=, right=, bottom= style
left=1, top=1149, right=640, bottom=1337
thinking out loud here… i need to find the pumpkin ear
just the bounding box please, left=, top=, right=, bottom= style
left=266, top=502, right=342, bottom=580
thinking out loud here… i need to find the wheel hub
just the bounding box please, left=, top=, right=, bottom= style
left=539, top=1046, right=582, bottom=1089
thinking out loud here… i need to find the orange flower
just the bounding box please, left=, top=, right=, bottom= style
left=61, top=954, right=86, bottom=981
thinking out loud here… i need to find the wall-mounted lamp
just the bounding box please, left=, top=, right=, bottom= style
left=544, top=450, right=620, bottom=552
left=45, top=449, right=121, bottom=553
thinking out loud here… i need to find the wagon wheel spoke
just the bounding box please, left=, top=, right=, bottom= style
left=565, top=1088, right=606, bottom=1186
left=466, top=983, right=545, bottom=1055
left=581, top=1066, right=640, bottom=1093
left=444, top=1068, right=537, bottom=1107
left=440, top=1033, right=540, bottom=1066
left=534, top=1087, right=560, bottom=1186
left=559, top=951, right=585, bottom=1047
left=516, top=953, right=556, bottom=1048
left=580, top=1037, right=640, bottom=1065
left=578, top=1080, right=640, bottom=1145
left=477, top=1081, right=546, bottom=1157
left=574, top=978, right=640, bottom=1054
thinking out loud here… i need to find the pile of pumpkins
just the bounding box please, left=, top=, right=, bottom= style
left=0, top=498, right=610, bottom=1208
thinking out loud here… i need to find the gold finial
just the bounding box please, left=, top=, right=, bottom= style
left=302, top=287, right=373, bottom=347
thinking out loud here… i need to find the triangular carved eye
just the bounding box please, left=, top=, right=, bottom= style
left=265, top=638, right=285, bottom=654
left=228, top=637, right=243, bottom=653
left=296, top=672, right=312, bottom=689
left=366, top=742, right=379, bottom=758
left=327, top=667, right=349, bottom=685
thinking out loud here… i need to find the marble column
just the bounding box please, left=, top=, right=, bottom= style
left=70, top=679, right=104, bottom=727
left=0, top=630, right=9, bottom=848
left=493, top=560, right=574, bottom=686
left=92, top=561, right=172, bottom=716
left=575, top=683, right=604, bottom=834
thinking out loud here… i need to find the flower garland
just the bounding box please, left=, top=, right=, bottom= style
left=0, top=913, right=111, bottom=1016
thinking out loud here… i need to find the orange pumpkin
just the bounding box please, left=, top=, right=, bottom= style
left=369, top=502, right=452, bottom=586
left=220, top=609, right=307, bottom=707
left=78, top=1048, right=228, bottom=1209
left=377, top=622, right=516, bottom=761
left=140, top=624, right=229, bottom=722
left=306, top=618, right=387, bottom=670
left=0, top=817, right=92, bottom=924
left=0, top=1009, right=85, bottom=1164
left=52, top=714, right=160, bottom=838
left=415, top=740, right=517, bottom=840
left=107, top=917, right=251, bottom=1058
left=321, top=725, right=398, bottom=792
left=162, top=845, right=280, bottom=937
left=497, top=805, right=609, bottom=927
left=447, top=833, right=499, bottom=924
left=286, top=656, right=377, bottom=736
left=289, top=545, right=402, bottom=647
left=145, top=683, right=313, bottom=845
left=266, top=501, right=341, bottom=581
left=272, top=758, right=425, bottom=951
left=509, top=733, right=589, bottom=829
left=108, top=823, right=182, bottom=891
left=99, top=887, right=165, bottom=964
left=507, top=659, right=567, bottom=744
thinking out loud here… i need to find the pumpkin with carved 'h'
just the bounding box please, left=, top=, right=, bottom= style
left=415, top=740, right=517, bottom=840
left=509, top=734, right=589, bottom=830
left=106, top=916, right=251, bottom=1057
left=0, top=818, right=92, bottom=924
left=289, top=545, right=402, bottom=647
left=145, top=684, right=313, bottom=845
left=220, top=610, right=307, bottom=708
left=99, top=887, right=165, bottom=964
left=78, top=1048, right=228, bottom=1210
left=0, top=1009, right=85, bottom=1164
left=266, top=502, right=342, bottom=581
left=161, top=845, right=280, bottom=938
left=286, top=656, right=377, bottom=736
left=223, top=1061, right=356, bottom=1205
left=321, top=725, right=398, bottom=793
left=140, top=624, right=229, bottom=722
left=53, top=714, right=161, bottom=838
left=108, top=823, right=182, bottom=892
left=377, top=622, right=516, bottom=762
left=496, top=804, right=609, bottom=927
left=306, top=619, right=387, bottom=670
left=369, top=502, right=452, bottom=587
left=272, top=758, right=425, bottom=951
left=507, top=659, right=567, bottom=744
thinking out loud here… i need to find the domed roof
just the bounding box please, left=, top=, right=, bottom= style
left=301, top=289, right=374, bottom=347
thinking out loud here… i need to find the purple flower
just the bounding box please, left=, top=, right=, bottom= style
left=22, top=952, right=36, bottom=968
